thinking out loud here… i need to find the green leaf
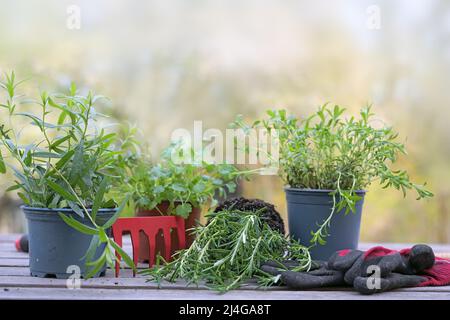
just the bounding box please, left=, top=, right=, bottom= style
left=57, top=111, right=67, bottom=125
left=91, top=177, right=108, bottom=221
left=59, top=213, right=97, bottom=235
left=102, top=195, right=129, bottom=229
left=55, top=149, right=75, bottom=170
left=175, top=203, right=192, bottom=218
left=48, top=194, right=61, bottom=208
left=67, top=201, right=84, bottom=218
left=102, top=198, right=116, bottom=208
left=193, top=182, right=206, bottom=193
left=5, top=184, right=22, bottom=192
left=70, top=82, right=77, bottom=95
left=15, top=112, right=44, bottom=130
left=0, top=150, right=6, bottom=173
left=17, top=192, right=30, bottom=205
left=47, top=180, right=78, bottom=203
left=69, top=143, right=84, bottom=182
left=98, top=227, right=108, bottom=243
left=85, top=251, right=106, bottom=279
left=225, top=182, right=236, bottom=193
left=110, top=240, right=136, bottom=271
left=51, top=136, right=71, bottom=150
left=32, top=151, right=62, bottom=159
left=82, top=234, right=99, bottom=263
left=171, top=183, right=187, bottom=192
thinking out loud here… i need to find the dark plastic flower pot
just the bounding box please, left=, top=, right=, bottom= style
left=23, top=206, right=115, bottom=279
left=284, top=188, right=366, bottom=260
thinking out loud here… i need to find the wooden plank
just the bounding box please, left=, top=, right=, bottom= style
left=1, top=286, right=449, bottom=300
left=0, top=234, right=20, bottom=243
left=0, top=247, right=27, bottom=256
left=1, top=262, right=448, bottom=294
left=0, top=266, right=147, bottom=277
left=0, top=234, right=449, bottom=300
left=0, top=267, right=31, bottom=276
left=0, top=275, right=449, bottom=293
left=0, top=258, right=152, bottom=269
left=0, top=255, right=28, bottom=259
left=0, top=266, right=149, bottom=278
left=0, top=258, right=28, bottom=267
left=0, top=245, right=28, bottom=259
left=0, top=265, right=157, bottom=277
left=0, top=276, right=239, bottom=291
left=0, top=242, right=17, bottom=250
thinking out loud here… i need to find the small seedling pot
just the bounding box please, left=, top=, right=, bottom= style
left=23, top=206, right=115, bottom=279
left=284, top=188, right=366, bottom=260
left=136, top=201, right=201, bottom=262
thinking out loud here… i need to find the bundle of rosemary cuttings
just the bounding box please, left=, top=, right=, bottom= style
left=141, top=207, right=312, bottom=292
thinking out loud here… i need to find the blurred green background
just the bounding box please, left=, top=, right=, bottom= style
left=0, top=0, right=449, bottom=243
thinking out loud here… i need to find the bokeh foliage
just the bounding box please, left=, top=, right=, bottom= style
left=0, top=0, right=448, bottom=242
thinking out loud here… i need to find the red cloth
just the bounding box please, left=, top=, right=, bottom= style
left=418, top=258, right=450, bottom=286
left=363, top=246, right=450, bottom=287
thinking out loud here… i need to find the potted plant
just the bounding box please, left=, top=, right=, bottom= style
left=115, top=143, right=249, bottom=261
left=0, top=73, right=134, bottom=278
left=234, top=104, right=433, bottom=259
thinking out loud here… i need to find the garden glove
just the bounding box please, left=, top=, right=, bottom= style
left=343, top=244, right=450, bottom=294
left=260, top=259, right=346, bottom=289
left=331, top=244, right=434, bottom=294
left=261, top=244, right=450, bottom=294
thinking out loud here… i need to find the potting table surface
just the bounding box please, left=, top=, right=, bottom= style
left=1, top=233, right=449, bottom=300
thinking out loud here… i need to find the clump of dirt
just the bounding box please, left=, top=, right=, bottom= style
left=214, top=197, right=285, bottom=235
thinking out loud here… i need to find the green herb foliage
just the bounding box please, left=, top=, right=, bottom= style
left=0, top=72, right=135, bottom=276
left=234, top=104, right=433, bottom=246
left=141, top=209, right=311, bottom=292
left=117, top=143, right=250, bottom=218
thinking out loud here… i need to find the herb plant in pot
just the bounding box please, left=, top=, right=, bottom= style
left=118, top=143, right=247, bottom=262
left=236, top=105, right=433, bottom=260
left=0, top=73, right=134, bottom=278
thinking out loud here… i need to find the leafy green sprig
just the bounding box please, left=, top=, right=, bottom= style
left=141, top=209, right=311, bottom=292
left=0, top=72, right=135, bottom=276
left=233, top=104, right=433, bottom=246
left=117, top=143, right=252, bottom=218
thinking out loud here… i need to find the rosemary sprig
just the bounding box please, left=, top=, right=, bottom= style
left=140, top=209, right=311, bottom=292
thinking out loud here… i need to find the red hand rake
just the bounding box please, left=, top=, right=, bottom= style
left=112, top=216, right=186, bottom=277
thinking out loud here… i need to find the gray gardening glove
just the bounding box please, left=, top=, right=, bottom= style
left=340, top=244, right=434, bottom=294
left=260, top=260, right=346, bottom=289
left=260, top=244, right=435, bottom=294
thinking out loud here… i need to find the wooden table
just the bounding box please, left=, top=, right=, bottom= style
left=1, top=234, right=449, bottom=300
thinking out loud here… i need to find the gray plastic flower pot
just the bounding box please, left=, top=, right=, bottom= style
left=284, top=188, right=366, bottom=261
left=22, top=206, right=115, bottom=279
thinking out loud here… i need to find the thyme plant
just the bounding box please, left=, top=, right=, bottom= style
left=234, top=104, right=433, bottom=246
left=0, top=72, right=135, bottom=277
